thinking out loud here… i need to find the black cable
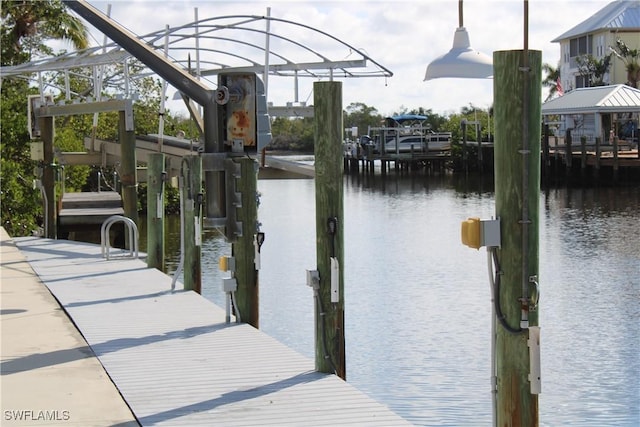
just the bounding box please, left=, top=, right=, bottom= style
left=314, top=290, right=338, bottom=375
left=492, top=248, right=524, bottom=335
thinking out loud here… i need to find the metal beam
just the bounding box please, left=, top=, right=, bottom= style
left=63, top=0, right=214, bottom=107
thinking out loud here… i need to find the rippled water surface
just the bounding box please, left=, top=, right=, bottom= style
left=160, top=175, right=639, bottom=426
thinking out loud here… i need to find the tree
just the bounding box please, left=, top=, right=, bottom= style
left=343, top=102, right=382, bottom=138
left=542, top=62, right=561, bottom=100
left=576, top=54, right=612, bottom=87
left=610, top=38, right=640, bottom=88
left=1, top=0, right=88, bottom=66
left=1, top=0, right=89, bottom=236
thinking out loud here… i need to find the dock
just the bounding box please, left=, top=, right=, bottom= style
left=57, top=191, right=124, bottom=239
left=1, top=231, right=412, bottom=426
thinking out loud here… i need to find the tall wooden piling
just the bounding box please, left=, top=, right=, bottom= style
left=232, top=157, right=259, bottom=328
left=313, top=81, right=345, bottom=380
left=39, top=115, right=56, bottom=239
left=147, top=153, right=165, bottom=270
left=493, top=49, right=541, bottom=427
left=119, top=108, right=138, bottom=229
left=183, top=155, right=202, bottom=293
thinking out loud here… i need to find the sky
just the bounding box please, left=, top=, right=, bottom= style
left=74, top=0, right=615, bottom=117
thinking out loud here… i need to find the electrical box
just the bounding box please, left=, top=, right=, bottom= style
left=461, top=217, right=501, bottom=249
left=30, top=142, right=44, bottom=161
left=461, top=217, right=481, bottom=249
left=217, top=73, right=272, bottom=153
left=222, top=277, right=237, bottom=293
left=27, top=94, right=53, bottom=140
left=219, top=255, right=235, bottom=272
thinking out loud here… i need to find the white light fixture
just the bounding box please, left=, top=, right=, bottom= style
left=424, top=0, right=493, bottom=80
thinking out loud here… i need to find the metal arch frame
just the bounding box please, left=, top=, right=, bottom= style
left=1, top=8, right=393, bottom=102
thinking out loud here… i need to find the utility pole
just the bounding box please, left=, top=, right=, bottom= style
left=493, top=48, right=542, bottom=426
left=313, top=81, right=345, bottom=380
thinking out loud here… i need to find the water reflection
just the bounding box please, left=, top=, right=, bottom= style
left=157, top=177, right=638, bottom=426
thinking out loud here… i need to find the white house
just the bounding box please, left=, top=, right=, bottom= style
left=552, top=0, right=640, bottom=91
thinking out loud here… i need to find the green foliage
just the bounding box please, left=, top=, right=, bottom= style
left=1, top=0, right=88, bottom=66
left=610, top=38, right=640, bottom=88
left=576, top=54, right=612, bottom=87
left=269, top=116, right=314, bottom=152
left=0, top=76, right=41, bottom=235
left=344, top=102, right=382, bottom=137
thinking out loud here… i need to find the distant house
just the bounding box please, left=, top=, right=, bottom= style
left=542, top=84, right=640, bottom=143
left=545, top=1, right=640, bottom=143
left=552, top=0, right=640, bottom=91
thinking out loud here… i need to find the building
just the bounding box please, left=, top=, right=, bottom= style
left=552, top=0, right=640, bottom=91
left=544, top=1, right=640, bottom=144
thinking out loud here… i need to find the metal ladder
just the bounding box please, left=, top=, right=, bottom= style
left=100, top=215, right=139, bottom=260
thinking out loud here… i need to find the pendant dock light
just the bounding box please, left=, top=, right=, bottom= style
left=424, top=0, right=493, bottom=80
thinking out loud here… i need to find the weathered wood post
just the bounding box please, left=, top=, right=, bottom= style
left=461, top=120, right=468, bottom=175
left=542, top=124, right=550, bottom=184
left=580, top=136, right=587, bottom=180
left=183, top=154, right=202, bottom=293
left=147, top=153, right=165, bottom=270
left=612, top=136, right=619, bottom=183
left=118, top=105, right=139, bottom=231
left=565, top=128, right=572, bottom=177
left=493, top=49, right=541, bottom=427
left=313, top=81, right=346, bottom=380
left=231, top=157, right=259, bottom=328
left=39, top=115, right=56, bottom=239
left=594, top=136, right=601, bottom=181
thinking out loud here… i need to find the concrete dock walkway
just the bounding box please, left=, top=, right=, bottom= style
left=0, top=227, right=138, bottom=426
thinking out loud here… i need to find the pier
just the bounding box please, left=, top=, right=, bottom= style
left=1, top=229, right=411, bottom=426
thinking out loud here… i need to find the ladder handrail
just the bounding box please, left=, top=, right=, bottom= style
left=101, top=215, right=139, bottom=260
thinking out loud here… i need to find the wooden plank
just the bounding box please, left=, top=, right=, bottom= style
left=14, top=237, right=412, bottom=426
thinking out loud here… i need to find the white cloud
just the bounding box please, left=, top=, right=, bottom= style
left=82, top=0, right=610, bottom=116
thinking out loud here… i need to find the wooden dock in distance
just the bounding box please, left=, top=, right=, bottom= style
left=13, top=237, right=412, bottom=426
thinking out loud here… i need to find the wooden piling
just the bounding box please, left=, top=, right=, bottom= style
left=147, top=153, right=165, bottom=271
left=232, top=157, right=259, bottom=328
left=493, top=49, right=541, bottom=427
left=565, top=129, right=572, bottom=175
left=183, top=155, right=202, bottom=293
left=613, top=136, right=619, bottom=183
left=594, top=137, right=601, bottom=180
left=313, top=81, right=345, bottom=380
left=40, top=115, right=56, bottom=239
left=119, top=109, right=139, bottom=230
left=580, top=136, right=587, bottom=179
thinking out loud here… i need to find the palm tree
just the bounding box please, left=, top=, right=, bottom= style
left=1, top=0, right=88, bottom=65
left=576, top=54, right=612, bottom=87
left=542, top=63, right=561, bottom=100
left=610, top=38, right=640, bottom=88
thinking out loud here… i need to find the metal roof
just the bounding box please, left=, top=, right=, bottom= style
left=551, top=0, right=640, bottom=42
left=541, top=84, right=640, bottom=114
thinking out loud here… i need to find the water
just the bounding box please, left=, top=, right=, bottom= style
left=158, top=175, right=640, bottom=426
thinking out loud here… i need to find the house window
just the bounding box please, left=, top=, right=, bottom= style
left=576, top=75, right=589, bottom=89
left=569, top=35, right=592, bottom=56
